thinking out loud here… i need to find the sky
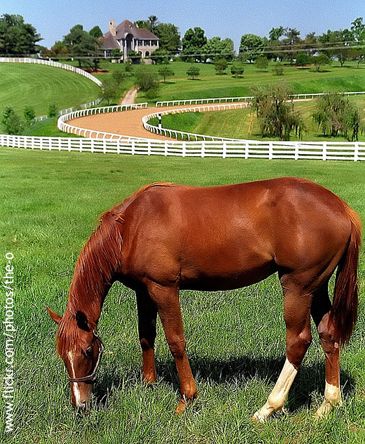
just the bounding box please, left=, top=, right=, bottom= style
left=1, top=0, right=364, bottom=50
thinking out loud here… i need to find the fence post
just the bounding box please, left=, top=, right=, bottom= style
left=322, top=143, right=327, bottom=161
left=164, top=141, right=168, bottom=156
left=131, top=140, right=135, bottom=155
left=182, top=142, right=186, bottom=157
left=103, top=139, right=107, bottom=154
left=245, top=142, right=249, bottom=159
left=222, top=142, right=227, bottom=158
left=269, top=142, right=273, bottom=160
left=354, top=142, right=359, bottom=162
left=201, top=141, right=205, bottom=158
left=294, top=143, right=299, bottom=160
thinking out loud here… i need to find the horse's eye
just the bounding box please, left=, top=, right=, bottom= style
left=85, top=346, right=93, bottom=357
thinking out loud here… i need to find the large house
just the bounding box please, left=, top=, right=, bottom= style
left=101, top=19, right=160, bottom=61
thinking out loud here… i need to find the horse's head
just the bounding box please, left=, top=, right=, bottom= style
left=47, top=308, right=104, bottom=409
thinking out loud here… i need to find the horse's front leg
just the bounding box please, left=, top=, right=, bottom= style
left=147, top=282, right=197, bottom=413
left=136, top=289, right=158, bottom=383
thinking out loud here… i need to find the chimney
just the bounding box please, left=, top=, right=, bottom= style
left=109, top=19, right=116, bottom=37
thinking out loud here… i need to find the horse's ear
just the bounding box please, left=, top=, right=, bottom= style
left=47, top=307, right=62, bottom=324
left=75, top=311, right=91, bottom=332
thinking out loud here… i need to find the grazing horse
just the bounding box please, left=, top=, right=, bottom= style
left=48, top=177, right=361, bottom=420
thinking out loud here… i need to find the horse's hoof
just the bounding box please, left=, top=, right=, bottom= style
left=175, top=399, right=187, bottom=414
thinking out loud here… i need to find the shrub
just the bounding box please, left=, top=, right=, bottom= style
left=255, top=56, right=269, bottom=71
left=295, top=53, right=311, bottom=67
left=48, top=104, right=58, bottom=118
left=251, top=84, right=305, bottom=140
left=2, top=107, right=24, bottom=134
left=24, top=106, right=36, bottom=125
left=101, top=78, right=118, bottom=105
left=312, top=93, right=362, bottom=141
left=214, top=58, right=228, bottom=75
left=128, top=50, right=142, bottom=64
left=112, top=69, right=127, bottom=86
left=231, top=62, right=244, bottom=77
left=136, top=69, right=160, bottom=92
left=272, top=63, right=284, bottom=76
left=158, top=66, right=175, bottom=83
left=186, top=65, right=200, bottom=80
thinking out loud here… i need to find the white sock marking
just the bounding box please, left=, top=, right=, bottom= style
left=253, top=358, right=298, bottom=422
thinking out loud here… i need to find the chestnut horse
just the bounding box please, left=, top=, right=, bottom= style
left=48, top=177, right=361, bottom=420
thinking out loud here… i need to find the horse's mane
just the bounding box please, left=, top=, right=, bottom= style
left=57, top=182, right=173, bottom=354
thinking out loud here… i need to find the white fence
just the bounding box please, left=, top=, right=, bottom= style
left=1, top=134, right=364, bottom=161
left=143, top=102, right=250, bottom=141
left=156, top=91, right=365, bottom=107
left=0, top=57, right=103, bottom=87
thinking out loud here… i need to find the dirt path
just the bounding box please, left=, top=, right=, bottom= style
left=69, top=102, right=250, bottom=140
left=120, top=87, right=139, bottom=105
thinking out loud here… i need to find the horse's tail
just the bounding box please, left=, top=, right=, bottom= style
left=331, top=205, right=362, bottom=345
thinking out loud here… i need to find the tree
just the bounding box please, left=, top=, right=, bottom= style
left=151, top=48, right=170, bottom=64
left=147, top=16, right=159, bottom=33
left=154, top=23, right=180, bottom=53
left=251, top=85, right=305, bottom=140
left=239, top=34, right=265, bottom=62
left=89, top=26, right=103, bottom=39
left=272, top=62, right=284, bottom=76
left=319, top=29, right=353, bottom=67
left=256, top=56, right=269, bottom=70
left=47, top=41, right=69, bottom=59
left=101, top=78, right=118, bottom=105
left=269, top=27, right=285, bottom=42
left=63, top=24, right=100, bottom=67
left=312, top=53, right=331, bottom=72
left=24, top=106, right=36, bottom=125
left=283, top=28, right=302, bottom=63
left=1, top=107, right=23, bottom=134
left=202, top=37, right=234, bottom=61
left=48, top=104, right=58, bottom=118
left=158, top=66, right=175, bottom=82
left=186, top=65, right=200, bottom=80
left=351, top=17, right=365, bottom=42
left=295, top=52, right=311, bottom=67
left=231, top=62, right=244, bottom=77
left=182, top=27, right=207, bottom=61
left=0, top=14, right=41, bottom=55
left=112, top=69, right=127, bottom=86
left=312, top=93, right=362, bottom=141
left=214, top=58, right=228, bottom=74
left=136, top=69, right=160, bottom=92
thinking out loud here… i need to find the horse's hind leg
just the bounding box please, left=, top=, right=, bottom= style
left=253, top=282, right=312, bottom=422
left=311, top=283, right=342, bottom=418
left=136, top=289, right=158, bottom=383
left=147, top=282, right=197, bottom=414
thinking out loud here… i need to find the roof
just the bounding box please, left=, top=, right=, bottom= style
left=116, top=20, right=159, bottom=40
left=101, top=32, right=120, bottom=50
left=101, top=19, right=159, bottom=49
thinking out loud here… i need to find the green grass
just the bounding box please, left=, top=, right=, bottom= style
left=0, top=148, right=364, bottom=443
left=134, top=61, right=365, bottom=103
left=0, top=63, right=100, bottom=118
left=157, top=96, right=365, bottom=142
left=21, top=118, right=76, bottom=137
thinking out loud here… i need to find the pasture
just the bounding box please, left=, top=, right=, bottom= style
left=1, top=148, right=364, bottom=443
left=0, top=63, right=100, bottom=117
left=134, top=61, right=365, bottom=103
left=153, top=96, right=365, bottom=142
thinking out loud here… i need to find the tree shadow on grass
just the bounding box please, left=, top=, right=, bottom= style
left=94, top=355, right=355, bottom=413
